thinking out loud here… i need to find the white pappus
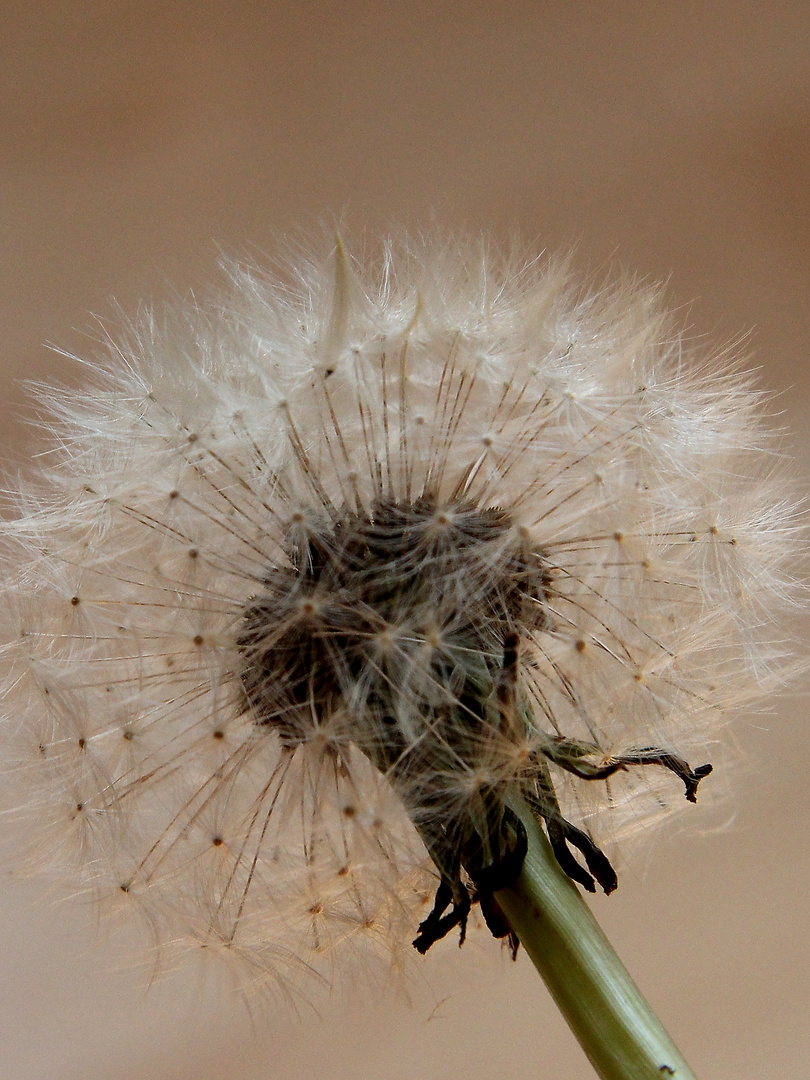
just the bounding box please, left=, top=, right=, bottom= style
left=0, top=236, right=800, bottom=993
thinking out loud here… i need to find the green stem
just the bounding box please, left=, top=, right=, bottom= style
left=496, top=801, right=698, bottom=1080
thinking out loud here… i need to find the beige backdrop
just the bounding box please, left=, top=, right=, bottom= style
left=1, top=3, right=809, bottom=1078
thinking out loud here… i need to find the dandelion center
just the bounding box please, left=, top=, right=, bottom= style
left=239, top=496, right=552, bottom=752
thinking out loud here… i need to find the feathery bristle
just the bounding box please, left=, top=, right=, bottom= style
left=0, top=236, right=801, bottom=992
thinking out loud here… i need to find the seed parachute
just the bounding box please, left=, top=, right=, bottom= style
left=0, top=237, right=798, bottom=991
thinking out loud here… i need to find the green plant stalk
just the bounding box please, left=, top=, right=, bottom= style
left=497, top=801, right=698, bottom=1080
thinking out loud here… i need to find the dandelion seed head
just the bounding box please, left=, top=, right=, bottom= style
left=0, top=235, right=801, bottom=993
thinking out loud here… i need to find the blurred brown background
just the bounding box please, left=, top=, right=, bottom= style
left=1, top=3, right=809, bottom=1078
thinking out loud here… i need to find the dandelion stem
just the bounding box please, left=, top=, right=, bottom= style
left=497, top=800, right=698, bottom=1080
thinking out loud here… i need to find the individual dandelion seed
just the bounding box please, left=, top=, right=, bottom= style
left=0, top=235, right=802, bottom=1075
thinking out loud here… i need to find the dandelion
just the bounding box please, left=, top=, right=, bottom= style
left=0, top=236, right=800, bottom=1076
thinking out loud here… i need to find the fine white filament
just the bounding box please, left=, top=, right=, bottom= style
left=0, top=237, right=799, bottom=993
